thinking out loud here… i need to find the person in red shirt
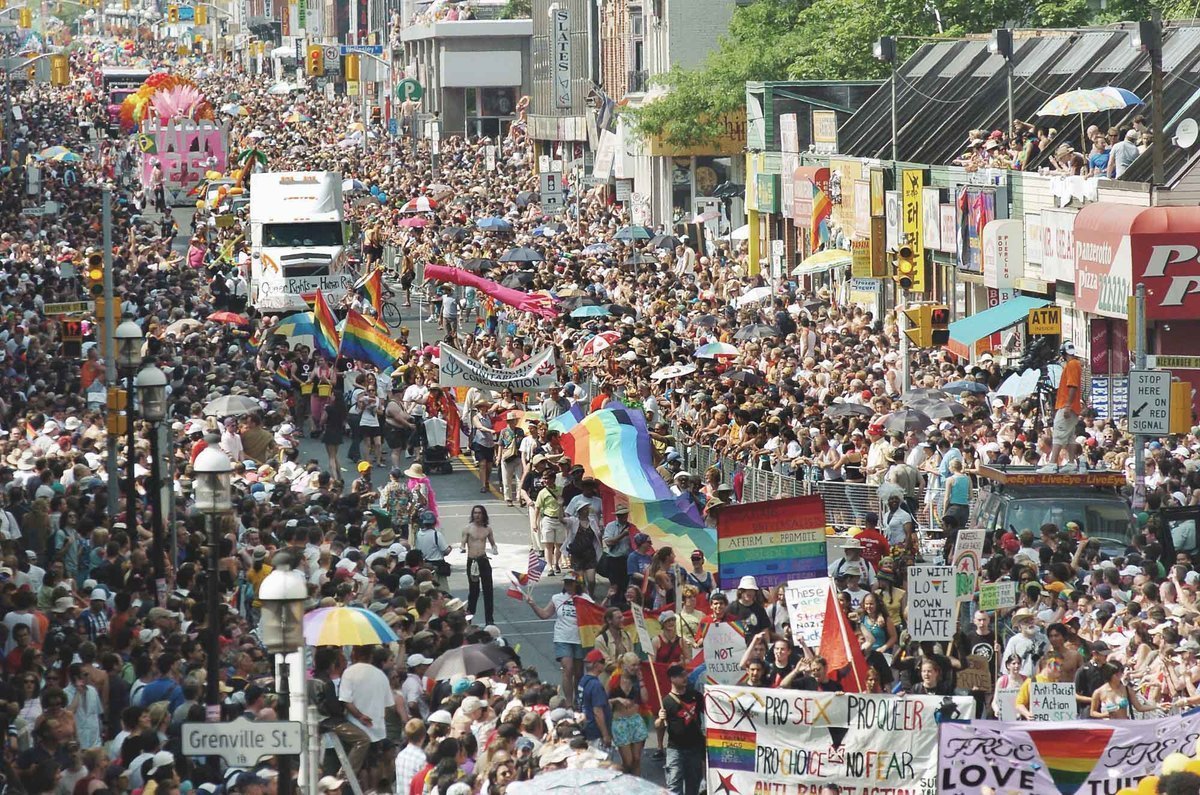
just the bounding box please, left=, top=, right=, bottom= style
left=854, top=514, right=891, bottom=568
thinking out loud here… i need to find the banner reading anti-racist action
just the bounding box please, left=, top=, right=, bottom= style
left=716, top=495, right=826, bottom=590
left=939, top=711, right=1200, bottom=795
left=706, top=685, right=974, bottom=795
left=437, top=344, right=557, bottom=391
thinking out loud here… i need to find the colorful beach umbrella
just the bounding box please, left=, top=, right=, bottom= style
left=694, top=341, right=740, bottom=358
left=401, top=196, right=438, bottom=213
left=579, top=331, right=620, bottom=356
left=302, top=606, right=399, bottom=646
left=1036, top=88, right=1125, bottom=116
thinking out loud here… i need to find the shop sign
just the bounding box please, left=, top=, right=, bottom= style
left=939, top=205, right=956, bottom=253
left=922, top=187, right=940, bottom=251
left=850, top=238, right=871, bottom=279
left=1135, top=238, right=1200, bottom=321
left=885, top=191, right=899, bottom=251
left=553, top=9, right=571, bottom=109
left=779, top=113, right=799, bottom=153
left=954, top=186, right=996, bottom=274
left=982, top=219, right=1023, bottom=302
left=811, top=110, right=838, bottom=154
left=1074, top=220, right=1131, bottom=320
left=901, top=169, right=926, bottom=292
left=1040, top=208, right=1076, bottom=284
left=754, top=174, right=778, bottom=214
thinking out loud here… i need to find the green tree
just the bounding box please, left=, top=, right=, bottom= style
left=500, top=0, right=531, bottom=19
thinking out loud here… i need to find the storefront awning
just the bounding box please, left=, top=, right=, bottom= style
left=792, top=248, right=851, bottom=276
left=948, top=295, right=1049, bottom=347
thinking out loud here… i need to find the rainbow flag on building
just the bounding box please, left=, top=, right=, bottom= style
left=312, top=290, right=340, bottom=360
left=355, top=267, right=384, bottom=316
left=339, top=310, right=404, bottom=370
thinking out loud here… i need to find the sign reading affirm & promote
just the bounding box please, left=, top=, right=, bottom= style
left=939, top=711, right=1200, bottom=795
left=716, top=495, right=826, bottom=590
left=706, top=685, right=973, bottom=795
left=438, top=345, right=557, bottom=391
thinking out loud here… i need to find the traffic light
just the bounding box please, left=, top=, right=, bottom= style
left=0, top=1, right=8, bottom=11
left=194, top=4, right=206, bottom=24
left=25, top=64, right=35, bottom=81
left=306, top=44, right=323, bottom=77
left=122, top=0, right=129, bottom=9
left=903, top=304, right=930, bottom=348
left=893, top=244, right=917, bottom=289
left=18, top=7, right=30, bottom=27
left=344, top=53, right=359, bottom=82
left=84, top=251, right=104, bottom=297
left=49, top=53, right=68, bottom=86
left=929, top=304, right=950, bottom=345
left=370, top=106, right=381, bottom=124
left=166, top=4, right=178, bottom=22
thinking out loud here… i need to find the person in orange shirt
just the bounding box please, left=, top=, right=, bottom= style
left=79, top=348, right=103, bottom=394
left=1043, top=341, right=1083, bottom=473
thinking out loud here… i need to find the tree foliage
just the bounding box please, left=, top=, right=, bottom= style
left=629, top=0, right=1188, bottom=149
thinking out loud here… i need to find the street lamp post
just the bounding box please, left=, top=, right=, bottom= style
left=193, top=446, right=233, bottom=724
left=259, top=566, right=307, bottom=795
left=873, top=36, right=898, bottom=162
left=113, top=320, right=144, bottom=538
left=134, top=364, right=168, bottom=600
left=989, top=29, right=1014, bottom=143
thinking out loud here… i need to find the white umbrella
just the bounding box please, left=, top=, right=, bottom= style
left=247, top=130, right=267, bottom=140
left=995, top=370, right=1040, bottom=399
left=203, top=394, right=263, bottom=417
left=730, top=224, right=750, bottom=241
left=651, top=363, right=697, bottom=381
left=735, top=286, right=772, bottom=307
left=267, top=82, right=294, bottom=95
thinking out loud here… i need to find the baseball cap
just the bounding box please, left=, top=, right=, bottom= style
left=633, top=532, right=650, bottom=546
left=584, top=649, right=605, bottom=664
left=406, top=653, right=434, bottom=667
left=428, top=710, right=453, bottom=725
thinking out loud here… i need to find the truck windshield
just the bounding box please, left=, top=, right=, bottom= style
left=110, top=88, right=137, bottom=104
left=262, top=222, right=343, bottom=248
left=1005, top=498, right=1134, bottom=546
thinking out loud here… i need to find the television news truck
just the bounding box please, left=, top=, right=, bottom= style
left=248, top=171, right=350, bottom=313
left=99, top=67, right=151, bottom=134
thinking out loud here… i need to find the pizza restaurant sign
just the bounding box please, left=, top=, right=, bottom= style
left=1139, top=241, right=1200, bottom=320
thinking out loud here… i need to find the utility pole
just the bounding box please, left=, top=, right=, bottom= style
left=102, top=187, right=118, bottom=515
left=1132, top=282, right=1146, bottom=509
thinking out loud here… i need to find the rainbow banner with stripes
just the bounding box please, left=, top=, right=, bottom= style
left=938, top=717, right=1200, bottom=795
left=312, top=290, right=340, bottom=360
left=339, top=310, right=404, bottom=370
left=626, top=495, right=715, bottom=563
left=555, top=405, right=674, bottom=503
left=715, top=494, right=826, bottom=590
left=707, top=729, right=757, bottom=773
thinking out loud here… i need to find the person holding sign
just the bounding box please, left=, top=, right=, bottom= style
left=1014, top=653, right=1064, bottom=719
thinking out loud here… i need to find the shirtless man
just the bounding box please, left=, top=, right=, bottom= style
left=460, top=505, right=499, bottom=625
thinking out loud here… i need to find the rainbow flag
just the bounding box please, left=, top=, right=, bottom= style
left=1028, top=728, right=1114, bottom=795
left=339, top=310, right=404, bottom=370
left=554, top=405, right=674, bottom=503
left=547, top=402, right=585, bottom=434
left=573, top=596, right=665, bottom=650
left=24, top=421, right=36, bottom=442
left=626, top=495, right=716, bottom=563
left=272, top=365, right=293, bottom=390
left=708, top=728, right=757, bottom=773
left=355, top=267, right=383, bottom=316
left=312, top=290, right=340, bottom=360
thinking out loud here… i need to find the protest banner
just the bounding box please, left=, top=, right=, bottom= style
left=1030, top=681, right=1076, bottom=721
left=993, top=685, right=1019, bottom=721
left=939, top=711, right=1200, bottom=795
left=706, top=685, right=973, bottom=795
left=703, top=621, right=748, bottom=685
left=907, top=565, right=956, bottom=642
left=952, top=529, right=986, bottom=602
left=978, top=580, right=1016, bottom=612
left=956, top=655, right=993, bottom=692
left=437, top=344, right=557, bottom=391
left=630, top=603, right=654, bottom=654
left=784, top=578, right=829, bottom=648
left=716, top=495, right=826, bottom=589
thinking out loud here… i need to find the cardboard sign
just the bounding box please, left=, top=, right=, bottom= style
left=994, top=685, right=1020, bottom=721
left=1030, top=681, right=1076, bottom=722
left=956, top=655, right=994, bottom=693
left=952, top=529, right=986, bottom=603
left=908, top=565, right=956, bottom=642
left=630, top=603, right=654, bottom=655
left=702, top=621, right=748, bottom=685
left=978, top=581, right=1017, bottom=612
left=783, top=578, right=828, bottom=649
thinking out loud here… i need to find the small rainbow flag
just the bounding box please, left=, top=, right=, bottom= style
left=355, top=267, right=384, bottom=316
left=573, top=596, right=665, bottom=650
left=312, top=290, right=340, bottom=360
left=272, top=365, right=293, bottom=390
left=25, top=421, right=36, bottom=442
left=707, top=729, right=757, bottom=772
left=339, top=310, right=405, bottom=371
left=1028, top=728, right=1114, bottom=795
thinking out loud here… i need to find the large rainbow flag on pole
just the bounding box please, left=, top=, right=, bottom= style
left=354, top=267, right=384, bottom=316
left=339, top=309, right=405, bottom=370
left=312, top=290, right=340, bottom=360
left=552, top=405, right=674, bottom=502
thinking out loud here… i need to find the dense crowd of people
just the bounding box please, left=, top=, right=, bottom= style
left=0, top=26, right=1196, bottom=795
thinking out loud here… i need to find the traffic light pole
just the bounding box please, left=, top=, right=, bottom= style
left=898, top=285, right=910, bottom=393
left=102, top=186, right=119, bottom=516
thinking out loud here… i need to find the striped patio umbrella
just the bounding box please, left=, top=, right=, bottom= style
left=302, top=606, right=399, bottom=646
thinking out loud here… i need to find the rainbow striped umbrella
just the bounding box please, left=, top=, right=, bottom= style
left=694, top=341, right=740, bottom=358
left=302, top=607, right=399, bottom=646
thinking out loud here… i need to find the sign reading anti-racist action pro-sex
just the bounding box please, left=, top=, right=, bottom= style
left=705, top=684, right=973, bottom=795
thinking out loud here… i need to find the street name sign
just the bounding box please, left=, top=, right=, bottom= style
left=1128, top=369, right=1171, bottom=436
left=340, top=44, right=383, bottom=55
left=181, top=719, right=303, bottom=766
left=44, top=301, right=93, bottom=316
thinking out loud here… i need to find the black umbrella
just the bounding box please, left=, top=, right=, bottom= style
left=900, top=388, right=950, bottom=406
left=823, top=402, right=874, bottom=419
left=441, top=226, right=469, bottom=242
left=723, top=370, right=764, bottom=386
left=690, top=314, right=719, bottom=329
left=559, top=296, right=602, bottom=311
left=515, top=190, right=539, bottom=207
left=733, top=324, right=781, bottom=341
left=500, top=246, right=544, bottom=264
left=624, top=252, right=659, bottom=266
left=648, top=234, right=681, bottom=250
left=424, top=643, right=516, bottom=681
left=924, top=401, right=968, bottom=421
left=882, top=408, right=934, bottom=434
left=607, top=304, right=636, bottom=318
left=500, top=271, right=536, bottom=289
left=459, top=258, right=497, bottom=274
